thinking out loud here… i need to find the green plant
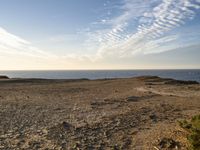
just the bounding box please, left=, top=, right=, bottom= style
left=179, top=115, right=200, bottom=150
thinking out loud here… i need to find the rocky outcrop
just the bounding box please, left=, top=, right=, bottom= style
left=136, top=76, right=199, bottom=85
left=0, top=76, right=9, bottom=79
left=164, top=79, right=199, bottom=85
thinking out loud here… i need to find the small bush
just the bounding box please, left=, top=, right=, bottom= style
left=179, top=115, right=200, bottom=150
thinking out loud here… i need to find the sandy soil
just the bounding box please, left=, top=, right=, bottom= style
left=0, top=76, right=199, bottom=150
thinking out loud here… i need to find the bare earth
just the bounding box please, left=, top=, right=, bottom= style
left=0, top=76, right=200, bottom=150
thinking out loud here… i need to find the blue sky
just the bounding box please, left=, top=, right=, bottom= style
left=0, top=0, right=200, bottom=70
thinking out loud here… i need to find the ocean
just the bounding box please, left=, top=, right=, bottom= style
left=0, top=70, right=200, bottom=82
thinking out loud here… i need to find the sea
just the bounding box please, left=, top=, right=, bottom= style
left=0, top=70, right=200, bottom=83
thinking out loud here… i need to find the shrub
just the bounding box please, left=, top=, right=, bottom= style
left=179, top=115, right=200, bottom=150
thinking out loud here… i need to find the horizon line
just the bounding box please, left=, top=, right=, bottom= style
left=1, top=68, right=200, bottom=71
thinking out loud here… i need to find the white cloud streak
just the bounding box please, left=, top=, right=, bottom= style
left=0, top=27, right=96, bottom=69
left=0, top=27, right=55, bottom=58
left=87, top=0, right=200, bottom=58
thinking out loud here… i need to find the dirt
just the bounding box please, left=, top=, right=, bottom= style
left=0, top=76, right=199, bottom=150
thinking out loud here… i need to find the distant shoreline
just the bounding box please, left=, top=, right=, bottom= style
left=1, top=69, right=200, bottom=71
left=0, top=69, right=200, bottom=83
left=0, top=75, right=199, bottom=84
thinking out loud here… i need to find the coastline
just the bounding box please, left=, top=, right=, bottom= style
left=0, top=76, right=199, bottom=149
left=1, top=69, right=200, bottom=82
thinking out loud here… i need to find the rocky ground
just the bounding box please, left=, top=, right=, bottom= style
left=0, top=76, right=199, bottom=150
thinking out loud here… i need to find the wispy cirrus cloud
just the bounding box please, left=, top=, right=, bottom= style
left=86, top=0, right=200, bottom=58
left=0, top=27, right=55, bottom=58
left=0, top=27, right=94, bottom=69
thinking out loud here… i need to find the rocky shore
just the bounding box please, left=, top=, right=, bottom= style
left=0, top=75, right=9, bottom=79
left=0, top=76, right=199, bottom=149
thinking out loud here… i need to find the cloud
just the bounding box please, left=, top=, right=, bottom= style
left=0, top=27, right=99, bottom=69
left=86, top=0, right=200, bottom=58
left=0, top=27, right=55, bottom=58
left=1, top=0, right=200, bottom=68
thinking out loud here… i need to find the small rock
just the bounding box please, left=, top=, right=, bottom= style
left=126, top=96, right=139, bottom=102
left=149, top=114, right=158, bottom=122
left=42, top=129, right=48, bottom=134
left=158, top=138, right=180, bottom=149
left=62, top=121, right=73, bottom=129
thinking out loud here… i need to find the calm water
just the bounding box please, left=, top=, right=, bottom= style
left=0, top=70, right=200, bottom=82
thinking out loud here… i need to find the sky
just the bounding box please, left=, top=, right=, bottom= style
left=0, top=0, right=200, bottom=70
